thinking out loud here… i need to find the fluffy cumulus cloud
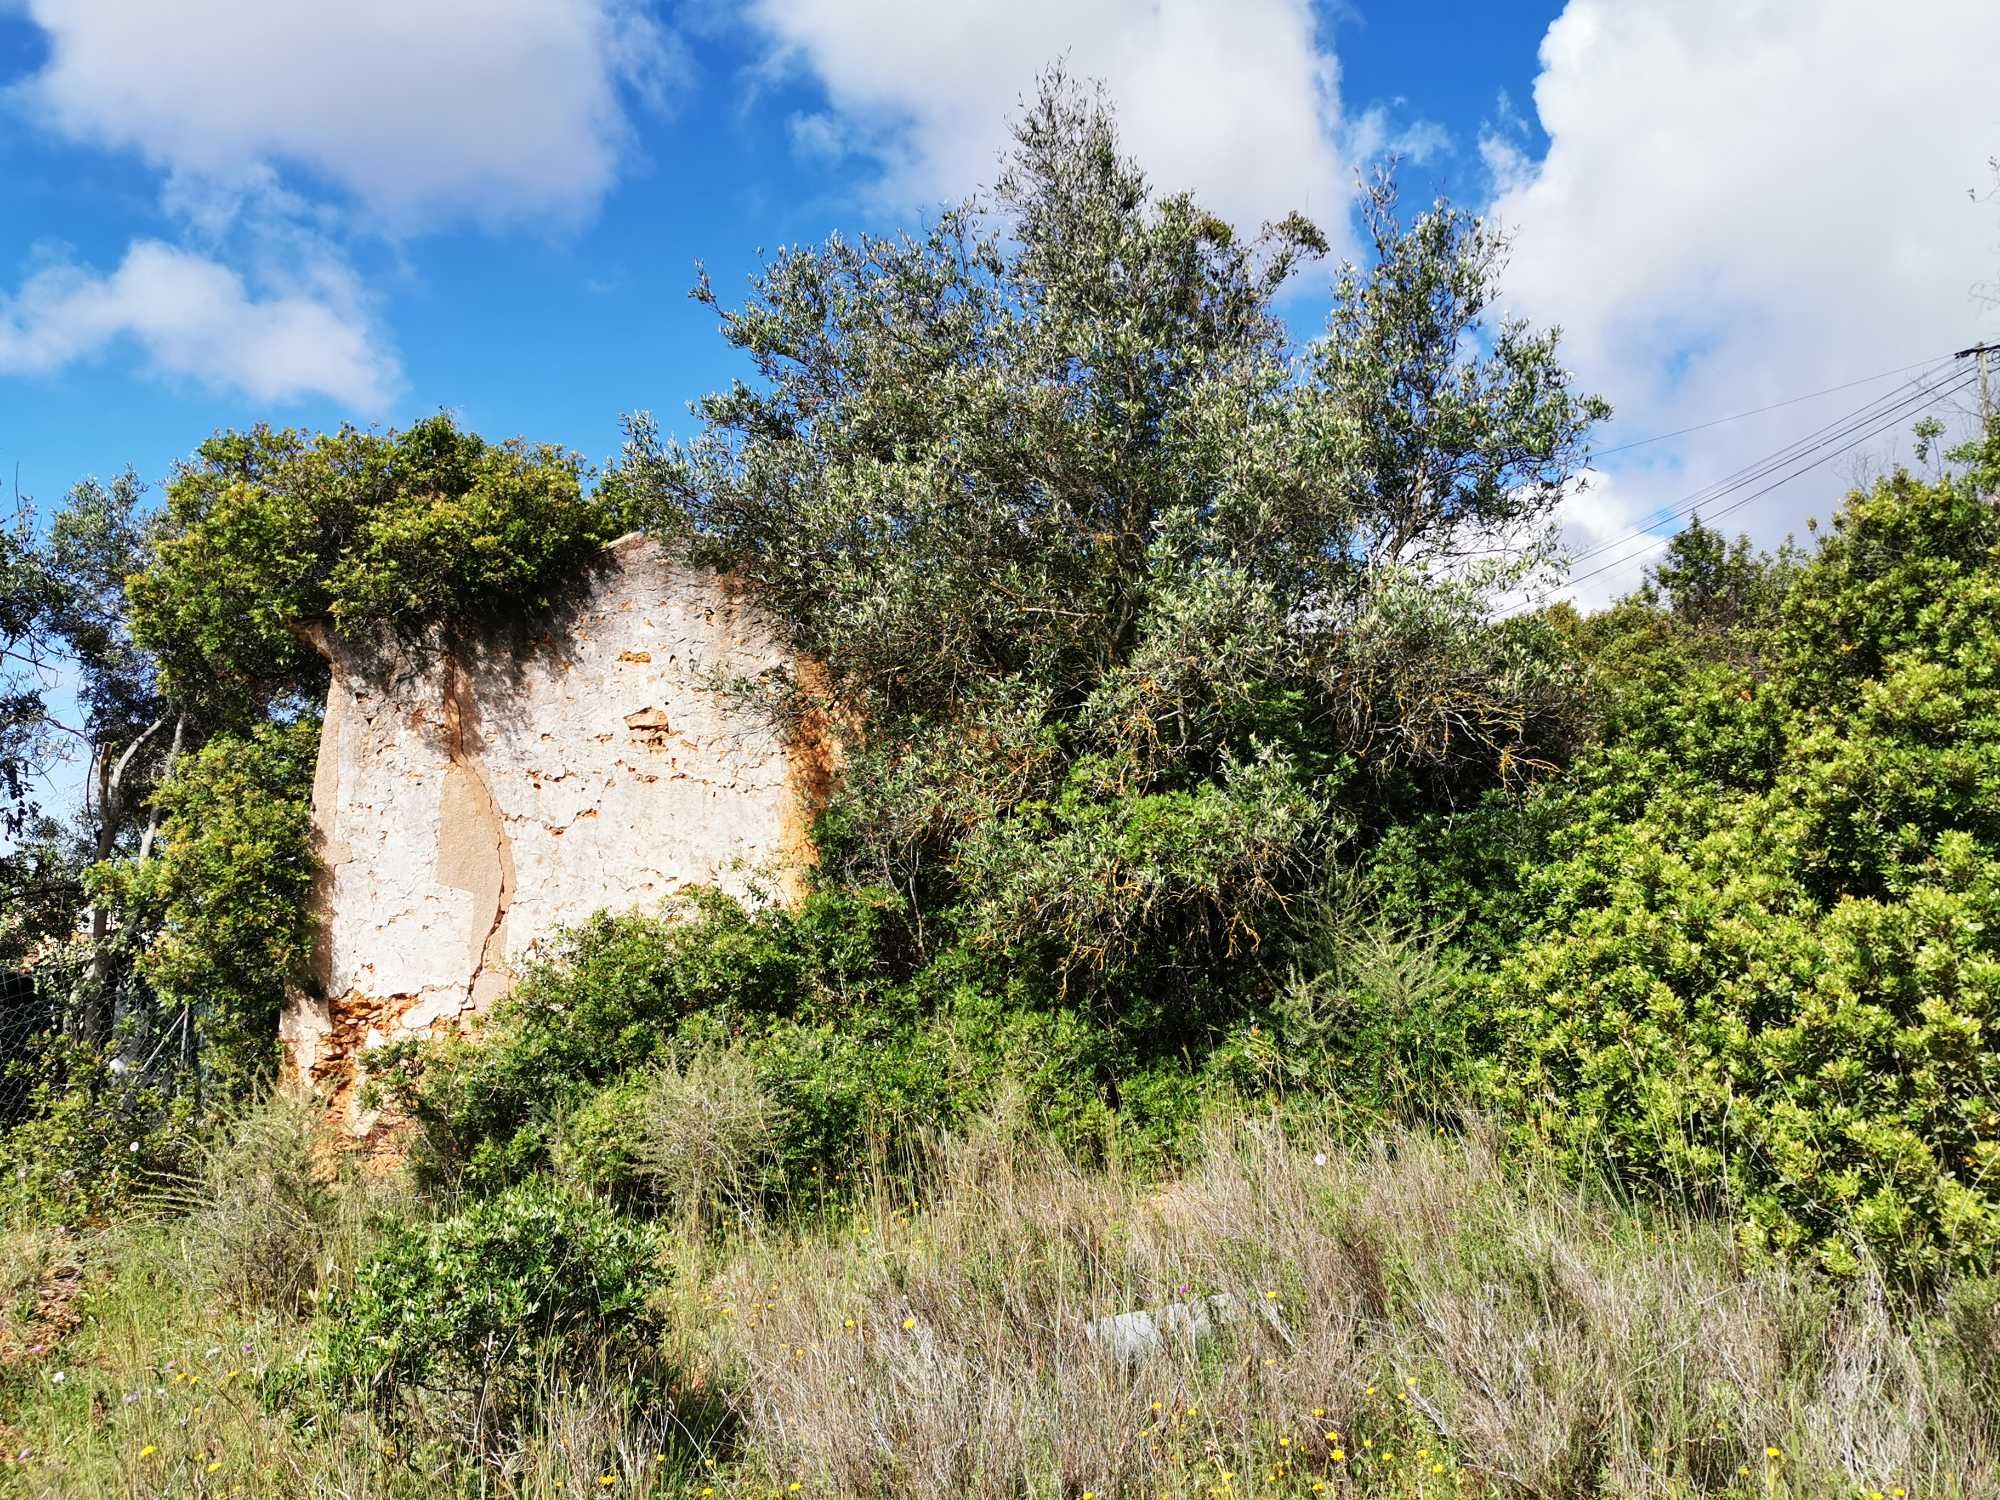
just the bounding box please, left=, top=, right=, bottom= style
left=1488, top=0, right=2000, bottom=604
left=0, top=241, right=401, bottom=413
left=745, top=0, right=1371, bottom=250
left=13, top=0, right=683, bottom=227
left=5, top=0, right=679, bottom=412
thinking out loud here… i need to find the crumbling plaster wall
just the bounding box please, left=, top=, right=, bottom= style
left=280, top=534, right=820, bottom=1132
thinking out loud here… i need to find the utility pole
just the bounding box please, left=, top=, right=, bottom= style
left=1957, top=341, right=1996, bottom=425
left=1960, top=342, right=1999, bottom=509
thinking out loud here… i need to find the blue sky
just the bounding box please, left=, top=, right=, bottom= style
left=3, top=0, right=1998, bottom=613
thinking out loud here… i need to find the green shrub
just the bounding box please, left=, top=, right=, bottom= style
left=551, top=1073, right=652, bottom=1203
left=377, top=888, right=898, bottom=1191
left=103, top=717, right=321, bottom=1099
left=380, top=883, right=1230, bottom=1204
left=0, top=1041, right=197, bottom=1225
left=631, top=1048, right=779, bottom=1229
left=128, top=414, right=622, bottom=711
left=305, top=1180, right=664, bottom=1413
left=1476, top=459, right=2000, bottom=1284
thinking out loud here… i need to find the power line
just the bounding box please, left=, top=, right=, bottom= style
left=1488, top=370, right=1939, bottom=617
left=1496, top=365, right=1978, bottom=620
left=1589, top=352, right=1960, bottom=458
left=1563, top=357, right=1962, bottom=569
left=1557, top=359, right=1967, bottom=574
left=1512, top=367, right=1975, bottom=613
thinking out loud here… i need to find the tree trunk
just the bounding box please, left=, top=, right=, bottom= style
left=77, top=716, right=165, bottom=1050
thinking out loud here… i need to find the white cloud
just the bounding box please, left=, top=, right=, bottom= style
left=1489, top=0, right=2000, bottom=600
left=786, top=110, right=851, bottom=162
left=744, top=0, right=1368, bottom=248
left=12, top=0, right=684, bottom=228
left=1346, top=107, right=1452, bottom=168
left=0, top=240, right=401, bottom=413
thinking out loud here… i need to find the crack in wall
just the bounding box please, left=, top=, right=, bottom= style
left=442, top=656, right=517, bottom=1010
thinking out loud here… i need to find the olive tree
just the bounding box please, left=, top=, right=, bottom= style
left=616, top=73, right=1607, bottom=979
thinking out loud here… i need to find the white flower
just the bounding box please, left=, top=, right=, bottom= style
left=108, top=1058, right=127, bottom=1075
left=128, top=1141, right=141, bottom=1154
left=1313, top=1152, right=1328, bottom=1167
left=49, top=1371, right=65, bottom=1385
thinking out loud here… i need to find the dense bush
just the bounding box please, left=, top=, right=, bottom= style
left=0, top=1040, right=198, bottom=1224
left=305, top=1180, right=665, bottom=1414
left=109, top=718, right=320, bottom=1093
left=378, top=880, right=1252, bottom=1199
left=1465, top=456, right=2000, bottom=1283
left=129, top=414, right=622, bottom=713
left=614, top=76, right=1602, bottom=1008
left=376, top=888, right=907, bottom=1189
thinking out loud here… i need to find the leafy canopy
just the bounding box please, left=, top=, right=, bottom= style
left=130, top=413, right=622, bottom=716
left=616, top=73, right=1607, bottom=978
left=1373, top=433, right=2000, bottom=1284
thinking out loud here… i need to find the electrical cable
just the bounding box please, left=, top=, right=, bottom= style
left=1565, top=356, right=1962, bottom=571
left=1495, top=365, right=1978, bottom=619
left=1588, top=352, right=1960, bottom=457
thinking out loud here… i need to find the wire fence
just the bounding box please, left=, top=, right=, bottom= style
left=1, top=965, right=204, bottom=1149
left=1, top=969, right=48, bottom=1131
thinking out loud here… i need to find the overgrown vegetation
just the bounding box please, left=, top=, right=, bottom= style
left=0, top=415, right=618, bottom=1220
left=4, top=69, right=1999, bottom=1498
left=3, top=1103, right=1995, bottom=1498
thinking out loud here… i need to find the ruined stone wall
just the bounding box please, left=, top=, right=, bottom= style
left=280, top=534, right=819, bottom=1132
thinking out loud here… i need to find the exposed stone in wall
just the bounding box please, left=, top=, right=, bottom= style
left=279, top=534, right=818, bottom=1134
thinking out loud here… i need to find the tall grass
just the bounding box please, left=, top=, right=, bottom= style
left=692, top=1118, right=1998, bottom=1498
left=2, top=1098, right=1994, bottom=1498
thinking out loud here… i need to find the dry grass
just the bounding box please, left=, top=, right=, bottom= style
left=636, top=1049, right=779, bottom=1235
left=160, top=1094, right=356, bottom=1318
left=686, top=1117, right=2000, bottom=1499
left=1, top=1105, right=1995, bottom=1498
